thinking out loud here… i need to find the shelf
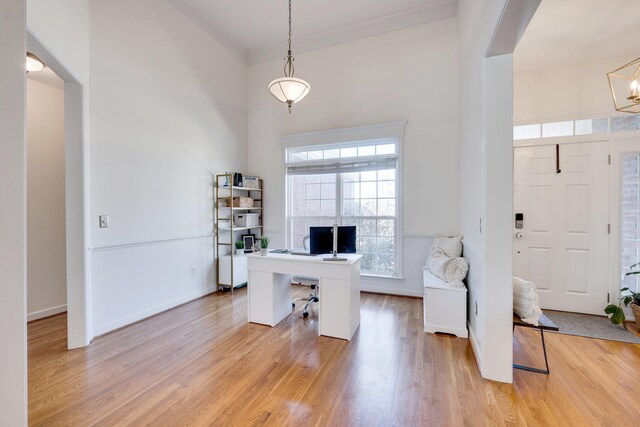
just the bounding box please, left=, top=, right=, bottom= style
left=217, top=226, right=262, bottom=232
left=218, top=186, right=262, bottom=192
left=217, top=207, right=263, bottom=211
left=214, top=174, right=263, bottom=295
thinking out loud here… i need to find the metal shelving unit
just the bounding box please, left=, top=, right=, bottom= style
left=214, top=173, right=263, bottom=292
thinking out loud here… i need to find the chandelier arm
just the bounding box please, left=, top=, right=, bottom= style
left=633, top=63, right=640, bottom=80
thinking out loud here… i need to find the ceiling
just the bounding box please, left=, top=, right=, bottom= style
left=167, top=0, right=457, bottom=64
left=515, top=0, right=640, bottom=72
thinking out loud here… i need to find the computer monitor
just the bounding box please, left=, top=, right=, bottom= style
left=337, top=226, right=357, bottom=254
left=309, top=226, right=357, bottom=255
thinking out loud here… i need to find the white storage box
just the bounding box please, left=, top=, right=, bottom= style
left=423, top=269, right=468, bottom=338
left=219, top=255, right=247, bottom=286
left=234, top=213, right=259, bottom=227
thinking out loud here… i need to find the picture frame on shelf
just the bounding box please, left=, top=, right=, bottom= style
left=243, top=176, right=259, bottom=189
left=241, top=234, right=255, bottom=253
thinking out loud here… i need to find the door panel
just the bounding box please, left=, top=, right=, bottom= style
left=514, top=142, right=609, bottom=314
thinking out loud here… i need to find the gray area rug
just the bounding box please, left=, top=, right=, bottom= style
left=544, top=310, right=640, bottom=344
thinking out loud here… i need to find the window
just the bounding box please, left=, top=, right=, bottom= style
left=575, top=118, right=608, bottom=135
left=611, top=115, right=640, bottom=132
left=513, top=115, right=636, bottom=141
left=286, top=139, right=401, bottom=277
left=621, top=154, right=640, bottom=294
left=513, top=124, right=541, bottom=140
left=541, top=121, right=573, bottom=138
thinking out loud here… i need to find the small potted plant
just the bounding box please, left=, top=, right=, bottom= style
left=259, top=236, right=270, bottom=256
left=234, top=240, right=244, bottom=256
left=605, top=263, right=640, bottom=329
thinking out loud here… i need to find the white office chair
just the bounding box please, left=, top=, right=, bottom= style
left=291, top=235, right=319, bottom=318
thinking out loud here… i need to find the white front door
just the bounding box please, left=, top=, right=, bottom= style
left=513, top=142, right=610, bottom=314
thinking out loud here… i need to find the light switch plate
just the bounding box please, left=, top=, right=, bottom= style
left=99, top=215, right=109, bottom=228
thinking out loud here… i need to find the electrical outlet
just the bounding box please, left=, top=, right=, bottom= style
left=191, top=267, right=197, bottom=278
left=99, top=215, right=109, bottom=228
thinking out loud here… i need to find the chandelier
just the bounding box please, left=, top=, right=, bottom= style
left=268, top=0, right=310, bottom=113
left=607, top=56, right=640, bottom=114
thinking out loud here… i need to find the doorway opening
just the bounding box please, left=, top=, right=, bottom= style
left=27, top=67, right=67, bottom=323
left=27, top=30, right=91, bottom=349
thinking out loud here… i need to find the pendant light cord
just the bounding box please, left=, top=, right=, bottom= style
left=288, top=0, right=292, bottom=53
left=284, top=0, right=294, bottom=77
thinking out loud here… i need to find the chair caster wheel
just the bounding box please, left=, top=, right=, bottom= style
left=292, top=303, right=295, bottom=309
left=303, top=311, right=309, bottom=318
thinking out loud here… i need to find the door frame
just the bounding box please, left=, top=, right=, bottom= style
left=27, top=30, right=92, bottom=348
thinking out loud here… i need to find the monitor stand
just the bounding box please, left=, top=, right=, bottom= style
left=323, top=251, right=347, bottom=262
left=323, top=224, right=347, bottom=261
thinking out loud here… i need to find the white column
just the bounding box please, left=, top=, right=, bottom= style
left=0, top=0, right=28, bottom=424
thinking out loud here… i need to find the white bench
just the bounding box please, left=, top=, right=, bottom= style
left=422, top=269, right=468, bottom=338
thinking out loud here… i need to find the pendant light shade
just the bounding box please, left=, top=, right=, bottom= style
left=268, top=0, right=310, bottom=113
left=268, top=77, right=310, bottom=106
left=26, top=52, right=45, bottom=73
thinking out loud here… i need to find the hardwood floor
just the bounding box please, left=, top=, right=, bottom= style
left=28, top=287, right=640, bottom=426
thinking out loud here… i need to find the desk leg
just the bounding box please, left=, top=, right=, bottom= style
left=318, top=275, right=360, bottom=341
left=248, top=270, right=292, bottom=327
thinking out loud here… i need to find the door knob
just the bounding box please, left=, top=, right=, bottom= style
left=515, top=232, right=524, bottom=239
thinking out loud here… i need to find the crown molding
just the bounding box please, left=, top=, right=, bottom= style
left=167, top=0, right=458, bottom=66
left=166, top=0, right=249, bottom=64
left=249, top=0, right=458, bottom=65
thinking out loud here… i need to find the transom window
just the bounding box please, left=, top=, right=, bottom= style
left=286, top=139, right=401, bottom=277
left=513, top=115, right=640, bottom=141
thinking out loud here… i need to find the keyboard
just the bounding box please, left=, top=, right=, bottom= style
left=291, top=251, right=315, bottom=256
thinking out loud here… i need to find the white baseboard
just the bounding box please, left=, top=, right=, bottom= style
left=360, top=285, right=423, bottom=298
left=468, top=324, right=482, bottom=372
left=27, top=304, right=67, bottom=322
left=93, top=287, right=217, bottom=337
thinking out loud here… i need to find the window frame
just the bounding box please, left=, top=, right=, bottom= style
left=281, top=122, right=405, bottom=278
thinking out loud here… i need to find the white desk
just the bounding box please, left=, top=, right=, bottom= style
left=246, top=253, right=362, bottom=340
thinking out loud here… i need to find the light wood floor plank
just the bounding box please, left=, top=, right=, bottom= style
left=28, top=286, right=640, bottom=426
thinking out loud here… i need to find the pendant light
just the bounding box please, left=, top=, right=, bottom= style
left=26, top=52, right=45, bottom=73
left=268, top=0, right=310, bottom=113
left=607, top=56, right=640, bottom=114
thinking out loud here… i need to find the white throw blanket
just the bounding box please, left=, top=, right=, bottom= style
left=513, top=276, right=542, bottom=326
left=427, top=247, right=468, bottom=287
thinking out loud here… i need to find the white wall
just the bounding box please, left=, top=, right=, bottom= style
left=0, top=0, right=27, bottom=423
left=89, top=0, right=248, bottom=335
left=27, top=78, right=68, bottom=321
left=27, top=0, right=90, bottom=81
left=514, top=55, right=634, bottom=123
left=458, top=0, right=514, bottom=383
left=248, top=19, right=459, bottom=296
